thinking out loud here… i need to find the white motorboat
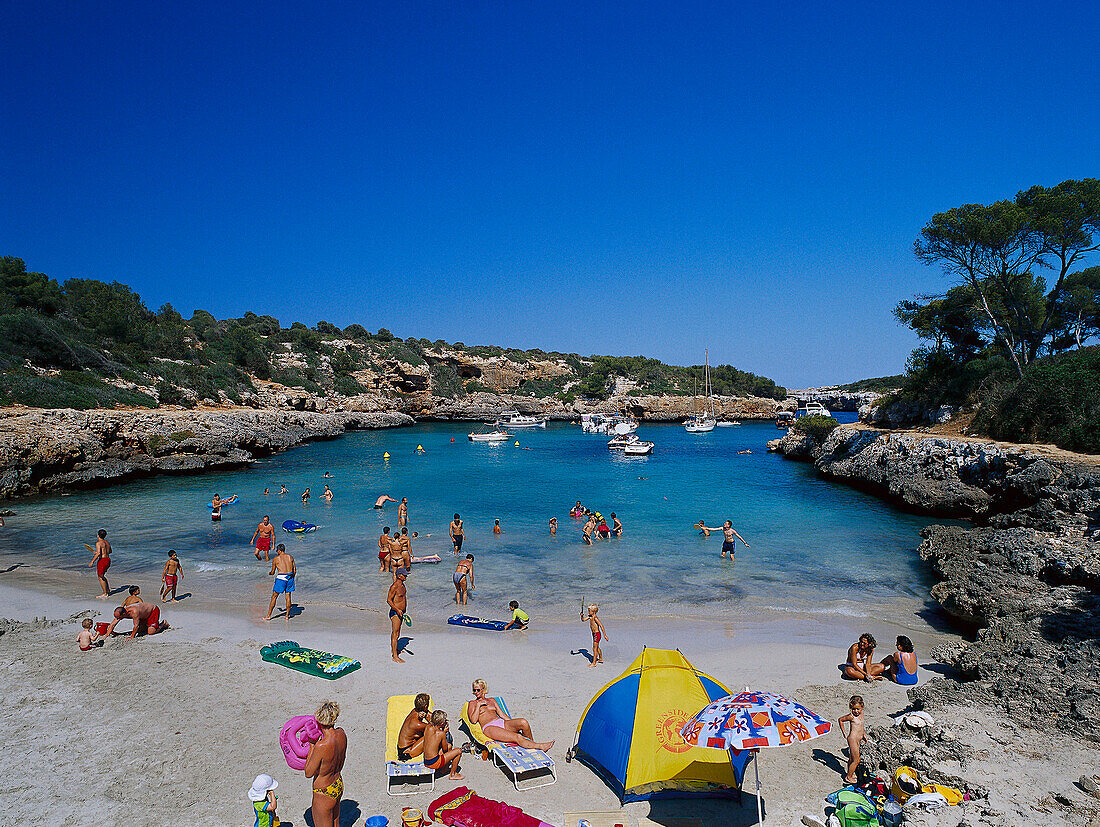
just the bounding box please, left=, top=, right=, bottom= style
left=468, top=429, right=511, bottom=443
left=716, top=420, right=741, bottom=427
left=776, top=411, right=795, bottom=429
left=622, top=440, right=654, bottom=455
left=494, top=410, right=547, bottom=429
left=685, top=349, right=716, bottom=433
left=798, top=402, right=832, bottom=417
left=581, top=413, right=638, bottom=435
left=607, top=433, right=640, bottom=450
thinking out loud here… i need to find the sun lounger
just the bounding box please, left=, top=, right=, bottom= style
left=386, top=695, right=435, bottom=796
left=459, top=696, right=556, bottom=791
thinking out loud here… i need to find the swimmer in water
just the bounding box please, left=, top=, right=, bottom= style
left=549, top=517, right=557, bottom=536
left=323, top=484, right=333, bottom=502
left=279, top=484, right=289, bottom=494
left=375, top=494, right=397, bottom=509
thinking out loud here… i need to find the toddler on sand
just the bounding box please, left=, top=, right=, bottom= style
left=582, top=604, right=607, bottom=667
left=77, top=618, right=102, bottom=651
left=247, top=773, right=279, bottom=827
left=838, top=695, right=867, bottom=783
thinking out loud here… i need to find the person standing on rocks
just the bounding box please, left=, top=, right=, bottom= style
left=87, top=529, right=112, bottom=599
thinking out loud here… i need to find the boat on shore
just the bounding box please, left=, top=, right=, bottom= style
left=468, top=429, right=511, bottom=442
left=493, top=410, right=547, bottom=429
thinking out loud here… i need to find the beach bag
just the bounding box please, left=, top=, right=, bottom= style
left=891, top=766, right=922, bottom=804
left=858, top=777, right=889, bottom=799
left=826, top=787, right=881, bottom=827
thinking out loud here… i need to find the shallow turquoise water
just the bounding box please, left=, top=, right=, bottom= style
left=0, top=417, right=945, bottom=624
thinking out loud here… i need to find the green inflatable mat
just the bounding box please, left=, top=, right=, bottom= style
left=260, top=640, right=362, bottom=680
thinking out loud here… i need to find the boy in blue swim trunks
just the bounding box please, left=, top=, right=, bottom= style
left=698, top=520, right=750, bottom=561
left=263, top=544, right=296, bottom=621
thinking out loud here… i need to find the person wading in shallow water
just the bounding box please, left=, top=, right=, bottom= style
left=698, top=519, right=750, bottom=561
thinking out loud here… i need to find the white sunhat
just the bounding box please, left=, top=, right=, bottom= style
left=248, top=774, right=278, bottom=801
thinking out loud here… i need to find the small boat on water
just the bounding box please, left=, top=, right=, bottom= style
left=494, top=410, right=547, bottom=429
left=716, top=420, right=741, bottom=427
left=468, top=429, right=511, bottom=442
left=776, top=411, right=795, bottom=429
left=685, top=349, right=717, bottom=433
left=607, top=433, right=640, bottom=450
left=798, top=401, right=832, bottom=417
left=581, top=413, right=638, bottom=435
left=622, top=440, right=654, bottom=455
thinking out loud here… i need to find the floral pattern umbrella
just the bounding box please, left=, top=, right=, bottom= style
left=680, top=691, right=832, bottom=823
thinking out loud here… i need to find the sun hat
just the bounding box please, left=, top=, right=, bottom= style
left=248, top=774, right=278, bottom=801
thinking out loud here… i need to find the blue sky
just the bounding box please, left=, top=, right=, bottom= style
left=2, top=2, right=1097, bottom=388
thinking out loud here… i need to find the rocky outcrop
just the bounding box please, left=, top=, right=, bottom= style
left=772, top=423, right=1100, bottom=741
left=0, top=407, right=412, bottom=499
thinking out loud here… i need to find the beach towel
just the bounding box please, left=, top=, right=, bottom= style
left=259, top=640, right=361, bottom=679
left=427, top=786, right=553, bottom=827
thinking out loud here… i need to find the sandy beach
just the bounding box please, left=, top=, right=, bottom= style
left=2, top=565, right=1097, bottom=827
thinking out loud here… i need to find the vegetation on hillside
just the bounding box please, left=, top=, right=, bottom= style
left=0, top=256, right=786, bottom=409
left=888, top=178, right=1100, bottom=452
left=834, top=375, right=905, bottom=393
left=790, top=414, right=841, bottom=443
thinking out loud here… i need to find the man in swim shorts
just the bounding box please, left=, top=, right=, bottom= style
left=160, top=550, right=183, bottom=602
left=87, top=529, right=112, bottom=599
left=611, top=513, right=623, bottom=536
left=453, top=554, right=474, bottom=605
left=106, top=600, right=168, bottom=639
left=699, top=519, right=750, bottom=561
left=211, top=493, right=225, bottom=522
left=263, top=544, right=296, bottom=621
left=450, top=514, right=464, bottom=555
left=397, top=693, right=431, bottom=760
left=374, top=494, right=397, bottom=508
left=466, top=679, right=554, bottom=751
left=398, top=497, right=408, bottom=526
left=251, top=515, right=276, bottom=561
left=305, top=701, right=346, bottom=827
left=387, top=569, right=408, bottom=663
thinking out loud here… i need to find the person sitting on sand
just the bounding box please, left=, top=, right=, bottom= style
left=263, top=544, right=296, bottom=621
left=397, top=693, right=432, bottom=760
left=375, top=494, right=397, bottom=509
left=504, top=600, right=529, bottom=630
left=122, top=585, right=142, bottom=609
left=423, top=710, right=467, bottom=780
left=161, top=549, right=183, bottom=602
left=106, top=600, right=168, bottom=639
left=844, top=633, right=885, bottom=682
left=881, top=635, right=918, bottom=685
left=467, top=679, right=554, bottom=751
left=304, top=701, right=346, bottom=827
left=77, top=618, right=102, bottom=651
left=698, top=519, right=750, bottom=560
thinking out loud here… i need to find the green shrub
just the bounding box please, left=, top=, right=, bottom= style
left=0, top=370, right=157, bottom=409
left=334, top=374, right=364, bottom=396
left=429, top=363, right=466, bottom=399
left=972, top=347, right=1100, bottom=454
left=791, top=414, right=840, bottom=442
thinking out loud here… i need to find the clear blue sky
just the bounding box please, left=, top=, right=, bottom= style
left=2, top=2, right=1097, bottom=388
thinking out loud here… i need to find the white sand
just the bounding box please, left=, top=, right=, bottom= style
left=1, top=570, right=1097, bottom=827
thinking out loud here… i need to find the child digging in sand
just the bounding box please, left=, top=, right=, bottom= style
left=582, top=604, right=607, bottom=667
left=838, top=695, right=868, bottom=783
left=76, top=618, right=102, bottom=651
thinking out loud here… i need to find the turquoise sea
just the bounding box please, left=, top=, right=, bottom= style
left=0, top=417, right=944, bottom=624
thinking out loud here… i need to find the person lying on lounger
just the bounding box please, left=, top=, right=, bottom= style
left=466, top=679, right=554, bottom=751
left=396, top=693, right=431, bottom=760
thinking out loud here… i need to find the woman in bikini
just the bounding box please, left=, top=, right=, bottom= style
left=304, top=701, right=346, bottom=827
left=453, top=555, right=474, bottom=605
left=466, top=679, right=554, bottom=751
left=844, top=633, right=885, bottom=682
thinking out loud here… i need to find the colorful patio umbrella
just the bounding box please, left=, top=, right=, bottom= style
left=680, top=690, right=832, bottom=823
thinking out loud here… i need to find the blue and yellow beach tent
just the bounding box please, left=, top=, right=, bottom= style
left=572, top=647, right=751, bottom=802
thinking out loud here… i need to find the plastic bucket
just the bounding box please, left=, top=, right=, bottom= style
left=95, top=622, right=110, bottom=635
left=402, top=808, right=424, bottom=827
left=365, top=817, right=388, bottom=827
left=881, top=800, right=903, bottom=826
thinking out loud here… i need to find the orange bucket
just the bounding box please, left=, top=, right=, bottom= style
left=401, top=808, right=424, bottom=827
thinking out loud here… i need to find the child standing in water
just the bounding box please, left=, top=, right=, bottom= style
left=582, top=604, right=607, bottom=667
left=838, top=695, right=867, bottom=783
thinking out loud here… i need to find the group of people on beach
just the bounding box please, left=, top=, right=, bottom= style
left=81, top=529, right=173, bottom=647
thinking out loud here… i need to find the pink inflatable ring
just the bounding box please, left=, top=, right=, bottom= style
left=280, top=715, right=322, bottom=770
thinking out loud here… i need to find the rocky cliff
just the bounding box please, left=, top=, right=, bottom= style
left=770, top=424, right=1100, bottom=741
left=0, top=407, right=412, bottom=499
